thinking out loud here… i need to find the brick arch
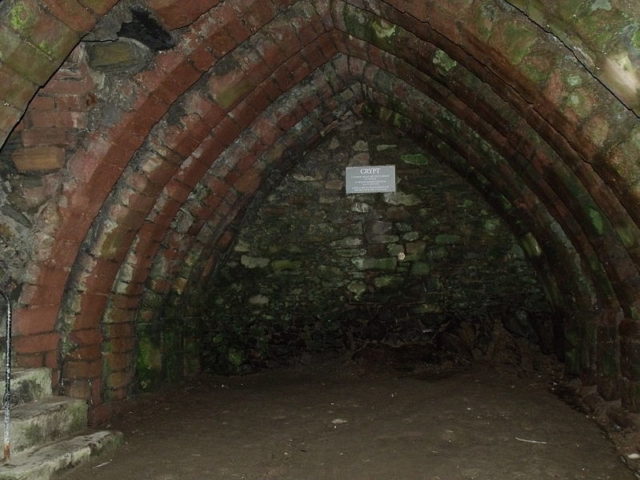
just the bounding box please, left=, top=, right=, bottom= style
left=2, top=0, right=639, bottom=418
left=144, top=58, right=604, bottom=375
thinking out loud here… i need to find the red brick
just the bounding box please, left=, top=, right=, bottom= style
left=107, top=387, right=128, bottom=401
left=194, top=136, right=226, bottom=163
left=103, top=306, right=135, bottom=324
left=156, top=62, right=202, bottom=105
left=208, top=28, right=237, bottom=58
left=147, top=0, right=219, bottom=30
left=224, top=16, right=251, bottom=43
left=165, top=179, right=192, bottom=203
left=54, top=94, right=90, bottom=111
left=69, top=296, right=108, bottom=331
left=107, top=369, right=134, bottom=389
left=104, top=352, right=134, bottom=371
left=214, top=117, right=242, bottom=147
left=130, top=92, right=170, bottom=128
left=19, top=272, right=66, bottom=304
left=14, top=332, right=60, bottom=354
left=268, top=20, right=302, bottom=59
left=42, top=70, right=94, bottom=96
left=70, top=328, right=103, bottom=346
left=234, top=169, right=262, bottom=194
left=106, top=336, right=136, bottom=353
left=236, top=0, right=276, bottom=32
left=252, top=117, right=281, bottom=146
left=175, top=158, right=209, bottom=188
left=140, top=153, right=178, bottom=186
left=162, top=127, right=199, bottom=158
left=189, top=44, right=216, bottom=72
left=14, top=305, right=59, bottom=335
left=89, top=402, right=113, bottom=427
left=78, top=0, right=118, bottom=15
left=63, top=359, right=102, bottom=378
left=229, top=100, right=258, bottom=128
left=104, top=322, right=135, bottom=339
left=21, top=126, right=76, bottom=147
left=65, top=379, right=92, bottom=399
left=45, top=351, right=58, bottom=370
left=16, top=352, right=45, bottom=368
left=103, top=205, right=146, bottom=234
left=29, top=110, right=86, bottom=129
left=67, top=344, right=102, bottom=361
left=12, top=145, right=65, bottom=172
left=43, top=0, right=97, bottom=32
left=217, top=230, right=234, bottom=249
left=82, top=260, right=121, bottom=292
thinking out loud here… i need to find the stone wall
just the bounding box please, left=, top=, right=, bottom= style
left=192, top=118, right=551, bottom=374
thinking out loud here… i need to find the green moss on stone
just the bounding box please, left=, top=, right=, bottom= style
left=271, top=259, right=303, bottom=271
left=432, top=49, right=457, bottom=72
left=214, top=79, right=255, bottom=110
left=615, top=222, right=638, bottom=248
left=136, top=337, right=162, bottom=391
left=520, top=233, right=542, bottom=258
left=566, top=74, right=584, bottom=87
left=9, top=3, right=33, bottom=31
left=343, top=5, right=398, bottom=52
left=501, top=23, right=538, bottom=65
left=633, top=30, right=640, bottom=50
left=354, top=257, right=397, bottom=271
left=401, top=153, right=429, bottom=165
left=241, top=255, right=270, bottom=268
left=590, top=0, right=612, bottom=11
left=588, top=208, right=605, bottom=235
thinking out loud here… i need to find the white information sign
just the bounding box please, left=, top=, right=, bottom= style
left=345, top=165, right=396, bottom=194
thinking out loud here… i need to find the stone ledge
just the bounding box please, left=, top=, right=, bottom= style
left=0, top=430, right=123, bottom=480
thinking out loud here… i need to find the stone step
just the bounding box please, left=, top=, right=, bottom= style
left=1, top=397, right=87, bottom=455
left=0, top=430, right=123, bottom=480
left=0, top=369, right=52, bottom=405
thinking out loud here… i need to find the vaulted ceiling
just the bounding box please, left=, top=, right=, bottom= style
left=1, top=0, right=640, bottom=417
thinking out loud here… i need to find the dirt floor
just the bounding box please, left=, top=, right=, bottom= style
left=58, top=358, right=636, bottom=480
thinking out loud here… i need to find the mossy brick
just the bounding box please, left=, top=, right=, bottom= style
left=432, top=49, right=457, bottom=73
left=342, top=4, right=398, bottom=52
left=0, top=62, right=37, bottom=107
left=496, top=21, right=539, bottom=65
left=209, top=58, right=256, bottom=110
left=0, top=24, right=59, bottom=84
left=5, top=0, right=80, bottom=60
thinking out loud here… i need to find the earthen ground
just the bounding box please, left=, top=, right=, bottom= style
left=58, top=358, right=635, bottom=480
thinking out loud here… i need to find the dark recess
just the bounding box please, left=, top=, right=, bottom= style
left=118, top=9, right=175, bottom=51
